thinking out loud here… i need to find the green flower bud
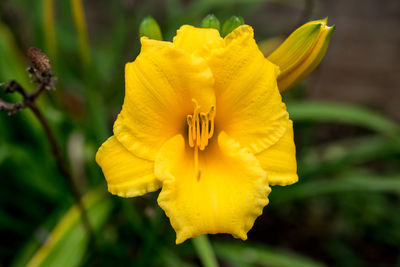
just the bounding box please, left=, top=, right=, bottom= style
left=201, top=14, right=221, bottom=31
left=221, top=16, right=244, bottom=37
left=267, top=18, right=335, bottom=92
left=139, top=16, right=163, bottom=40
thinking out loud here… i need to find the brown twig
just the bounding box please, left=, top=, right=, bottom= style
left=0, top=47, right=95, bottom=244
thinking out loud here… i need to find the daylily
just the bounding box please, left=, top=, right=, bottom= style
left=97, top=23, right=317, bottom=243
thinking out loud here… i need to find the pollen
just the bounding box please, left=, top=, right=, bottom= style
left=186, top=99, right=215, bottom=180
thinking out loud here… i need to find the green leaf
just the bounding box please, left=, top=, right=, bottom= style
left=13, top=188, right=113, bottom=267
left=0, top=22, right=32, bottom=90
left=70, top=0, right=91, bottom=68
left=161, top=249, right=197, bottom=267
left=300, top=135, right=400, bottom=178
left=287, top=101, right=400, bottom=136
left=0, top=22, right=43, bottom=136
left=271, top=173, right=400, bottom=204
left=214, top=242, right=325, bottom=267
left=0, top=143, right=65, bottom=200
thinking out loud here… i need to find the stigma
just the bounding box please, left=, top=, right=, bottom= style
left=186, top=99, right=215, bottom=180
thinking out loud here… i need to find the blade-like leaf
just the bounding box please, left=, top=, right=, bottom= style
left=214, top=241, right=325, bottom=267
left=287, top=101, right=400, bottom=136
left=271, top=173, right=400, bottom=204
left=300, top=135, right=400, bottom=178
left=12, top=188, right=113, bottom=267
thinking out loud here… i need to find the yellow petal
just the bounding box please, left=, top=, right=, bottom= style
left=205, top=25, right=289, bottom=154
left=96, top=136, right=161, bottom=197
left=155, top=132, right=270, bottom=244
left=173, top=25, right=223, bottom=54
left=256, top=120, right=298, bottom=186
left=267, top=18, right=335, bottom=92
left=114, top=37, right=216, bottom=161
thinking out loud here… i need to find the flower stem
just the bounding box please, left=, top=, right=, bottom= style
left=192, top=235, right=219, bottom=267
left=0, top=57, right=96, bottom=247
left=29, top=102, right=95, bottom=244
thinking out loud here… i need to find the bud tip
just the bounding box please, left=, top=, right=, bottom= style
left=221, top=16, right=245, bottom=37
left=201, top=14, right=221, bottom=31
left=139, top=16, right=163, bottom=41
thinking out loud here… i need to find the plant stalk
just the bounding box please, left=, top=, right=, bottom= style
left=192, top=235, right=219, bottom=267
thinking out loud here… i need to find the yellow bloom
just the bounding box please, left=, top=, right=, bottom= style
left=96, top=24, right=298, bottom=244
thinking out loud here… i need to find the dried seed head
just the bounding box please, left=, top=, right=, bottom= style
left=27, top=47, right=51, bottom=73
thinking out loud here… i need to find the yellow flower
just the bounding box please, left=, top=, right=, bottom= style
left=96, top=24, right=298, bottom=244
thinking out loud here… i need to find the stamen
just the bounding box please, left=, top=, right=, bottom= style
left=200, top=113, right=208, bottom=150
left=208, top=106, right=215, bottom=138
left=194, top=145, right=199, bottom=180
left=187, top=115, right=194, bottom=147
left=185, top=99, right=216, bottom=181
left=196, top=113, right=201, bottom=147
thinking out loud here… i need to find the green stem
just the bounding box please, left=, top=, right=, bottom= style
left=192, top=235, right=219, bottom=267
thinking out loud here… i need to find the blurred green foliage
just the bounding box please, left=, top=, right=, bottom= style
left=0, top=0, right=399, bottom=266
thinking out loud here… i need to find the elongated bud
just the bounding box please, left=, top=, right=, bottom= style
left=221, top=16, right=244, bottom=37
left=139, top=16, right=163, bottom=40
left=201, top=14, right=221, bottom=31
left=267, top=18, right=335, bottom=92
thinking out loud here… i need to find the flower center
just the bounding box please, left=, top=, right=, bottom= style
left=186, top=99, right=215, bottom=180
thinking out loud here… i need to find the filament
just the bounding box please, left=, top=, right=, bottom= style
left=186, top=99, right=215, bottom=181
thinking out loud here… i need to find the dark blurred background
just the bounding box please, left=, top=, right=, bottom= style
left=0, top=0, right=399, bottom=266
